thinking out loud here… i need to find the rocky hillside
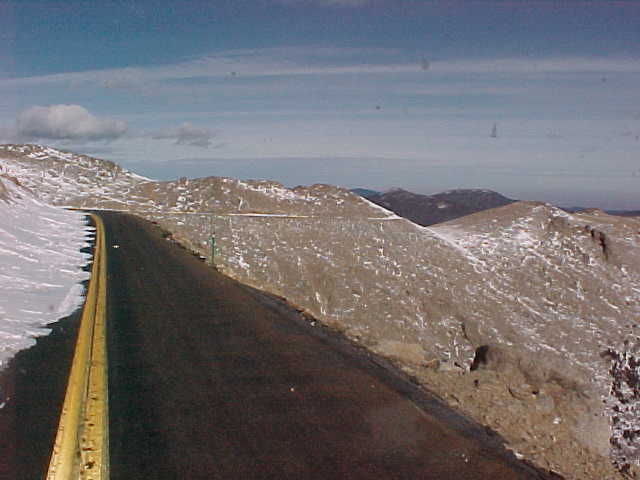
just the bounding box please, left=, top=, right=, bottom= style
left=0, top=144, right=390, bottom=217
left=364, top=187, right=516, bottom=226
left=0, top=144, right=150, bottom=209
left=431, top=203, right=640, bottom=469
left=2, top=144, right=640, bottom=479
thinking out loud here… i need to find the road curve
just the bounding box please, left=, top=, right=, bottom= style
left=102, top=211, right=559, bottom=480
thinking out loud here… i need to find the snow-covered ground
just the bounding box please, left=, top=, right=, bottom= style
left=0, top=175, right=93, bottom=370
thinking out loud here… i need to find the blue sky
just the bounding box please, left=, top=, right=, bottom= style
left=0, top=0, right=639, bottom=208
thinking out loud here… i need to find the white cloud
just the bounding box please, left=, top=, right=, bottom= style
left=16, top=104, right=127, bottom=141
left=151, top=122, right=218, bottom=148
left=2, top=49, right=639, bottom=94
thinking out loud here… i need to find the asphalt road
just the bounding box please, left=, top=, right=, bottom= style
left=0, top=308, right=83, bottom=479
left=102, top=211, right=560, bottom=480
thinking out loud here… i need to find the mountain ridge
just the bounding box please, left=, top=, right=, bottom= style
left=365, top=187, right=516, bottom=226
left=354, top=186, right=640, bottom=222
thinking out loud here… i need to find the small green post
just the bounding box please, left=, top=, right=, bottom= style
left=209, top=235, right=216, bottom=266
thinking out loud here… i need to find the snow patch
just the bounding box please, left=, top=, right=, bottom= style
left=0, top=175, right=92, bottom=369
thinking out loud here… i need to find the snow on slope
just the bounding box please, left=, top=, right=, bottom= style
left=0, top=175, right=92, bottom=370
left=0, top=144, right=151, bottom=210
left=0, top=145, right=395, bottom=219
left=430, top=202, right=640, bottom=469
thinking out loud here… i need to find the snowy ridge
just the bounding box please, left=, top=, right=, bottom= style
left=0, top=145, right=396, bottom=218
left=0, top=144, right=152, bottom=209
left=124, top=176, right=396, bottom=218
left=0, top=174, right=93, bottom=371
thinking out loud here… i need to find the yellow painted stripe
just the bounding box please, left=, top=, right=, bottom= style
left=46, top=214, right=109, bottom=479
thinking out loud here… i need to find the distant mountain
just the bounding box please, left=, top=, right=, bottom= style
left=365, top=187, right=516, bottom=226
left=607, top=210, right=640, bottom=217
left=563, top=206, right=640, bottom=217
left=349, top=188, right=380, bottom=199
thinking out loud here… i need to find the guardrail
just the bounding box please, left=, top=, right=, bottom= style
left=46, top=213, right=109, bottom=479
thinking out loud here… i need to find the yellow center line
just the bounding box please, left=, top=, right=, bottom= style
left=46, top=213, right=109, bottom=479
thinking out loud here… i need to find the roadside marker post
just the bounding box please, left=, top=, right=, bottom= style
left=209, top=235, right=216, bottom=266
